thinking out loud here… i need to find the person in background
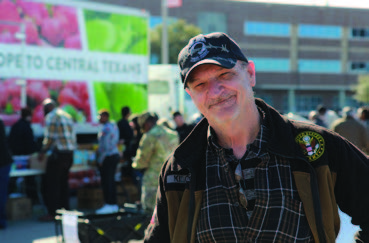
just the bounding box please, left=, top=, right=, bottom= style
left=315, top=104, right=328, bottom=128
left=117, top=106, right=135, bottom=186
left=358, top=106, right=369, bottom=129
left=128, top=116, right=144, bottom=160
left=127, top=116, right=144, bottom=201
left=117, top=106, right=134, bottom=161
left=38, top=98, right=76, bottom=222
left=358, top=106, right=369, bottom=155
left=8, top=107, right=39, bottom=204
left=144, top=32, right=369, bottom=243
left=95, top=110, right=120, bottom=214
left=0, top=119, right=13, bottom=229
left=172, top=111, right=194, bottom=143
left=8, top=107, right=38, bottom=156
left=331, top=106, right=369, bottom=153
left=132, top=112, right=179, bottom=212
left=308, top=110, right=326, bottom=127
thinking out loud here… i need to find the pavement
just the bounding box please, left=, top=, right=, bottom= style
left=0, top=196, right=144, bottom=243
left=0, top=197, right=359, bottom=243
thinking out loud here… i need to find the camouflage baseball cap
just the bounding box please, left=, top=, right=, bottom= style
left=137, top=112, right=158, bottom=128
left=178, top=32, right=248, bottom=88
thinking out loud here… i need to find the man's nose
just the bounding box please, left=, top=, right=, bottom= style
left=208, top=79, right=223, bottom=96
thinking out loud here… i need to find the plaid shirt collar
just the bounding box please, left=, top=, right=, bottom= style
left=207, top=108, right=269, bottom=159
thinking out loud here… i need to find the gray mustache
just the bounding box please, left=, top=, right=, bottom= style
left=208, top=95, right=233, bottom=107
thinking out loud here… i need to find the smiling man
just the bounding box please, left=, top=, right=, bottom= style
left=143, top=32, right=369, bottom=243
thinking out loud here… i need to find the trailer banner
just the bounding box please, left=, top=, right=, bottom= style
left=0, top=0, right=149, bottom=125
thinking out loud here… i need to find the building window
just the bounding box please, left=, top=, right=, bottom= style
left=244, top=21, right=290, bottom=36
left=296, top=95, right=323, bottom=113
left=351, top=28, right=369, bottom=38
left=197, top=12, right=227, bottom=34
left=298, top=59, right=341, bottom=73
left=255, top=94, right=273, bottom=106
left=298, top=24, right=341, bottom=39
left=282, top=95, right=289, bottom=113
left=350, top=62, right=369, bottom=72
left=252, top=58, right=290, bottom=72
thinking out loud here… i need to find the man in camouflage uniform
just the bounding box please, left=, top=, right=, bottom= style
left=132, top=112, right=179, bottom=211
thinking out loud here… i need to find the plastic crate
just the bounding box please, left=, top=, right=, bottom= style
left=55, top=203, right=150, bottom=243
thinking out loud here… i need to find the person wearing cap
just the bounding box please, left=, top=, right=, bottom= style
left=95, top=109, right=121, bottom=214
left=144, top=32, right=369, bottom=243
left=132, top=112, right=179, bottom=212
left=330, top=106, right=369, bottom=153
left=38, top=98, right=76, bottom=222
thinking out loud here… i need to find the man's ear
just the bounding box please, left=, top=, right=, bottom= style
left=247, top=60, right=256, bottom=87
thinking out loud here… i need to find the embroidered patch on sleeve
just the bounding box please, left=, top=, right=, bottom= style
left=166, top=174, right=191, bottom=184
left=295, top=131, right=325, bottom=162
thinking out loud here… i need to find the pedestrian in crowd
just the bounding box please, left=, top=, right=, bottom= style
left=331, top=106, right=369, bottom=154
left=127, top=116, right=144, bottom=200
left=117, top=106, right=134, bottom=161
left=172, top=111, right=194, bottom=143
left=117, top=106, right=135, bottom=182
left=38, top=98, right=76, bottom=222
left=129, top=116, right=144, bottom=159
left=144, top=32, right=369, bottom=243
left=132, top=112, right=179, bottom=212
left=358, top=106, right=369, bottom=129
left=0, top=119, right=13, bottom=229
left=8, top=107, right=39, bottom=156
left=358, top=106, right=369, bottom=154
left=315, top=104, right=328, bottom=128
left=308, top=110, right=325, bottom=127
left=8, top=107, right=39, bottom=203
left=326, top=109, right=340, bottom=128
left=95, top=109, right=120, bottom=214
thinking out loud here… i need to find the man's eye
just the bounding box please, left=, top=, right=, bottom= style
left=195, top=82, right=204, bottom=87
left=220, top=72, right=234, bottom=79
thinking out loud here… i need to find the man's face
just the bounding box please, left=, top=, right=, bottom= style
left=185, top=61, right=256, bottom=127
left=174, top=115, right=184, bottom=127
left=99, top=114, right=108, bottom=124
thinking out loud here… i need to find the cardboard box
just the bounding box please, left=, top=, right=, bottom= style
left=29, top=153, right=47, bottom=172
left=116, top=183, right=139, bottom=204
left=77, top=188, right=104, bottom=209
left=6, top=197, right=32, bottom=220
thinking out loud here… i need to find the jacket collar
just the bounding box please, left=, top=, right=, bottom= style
left=171, top=98, right=310, bottom=171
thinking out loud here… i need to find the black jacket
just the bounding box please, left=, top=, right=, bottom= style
left=117, top=118, right=134, bottom=157
left=0, top=120, right=13, bottom=167
left=8, top=118, right=38, bottom=155
left=145, top=99, right=369, bottom=243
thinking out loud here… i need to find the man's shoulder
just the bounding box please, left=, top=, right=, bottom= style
left=11, top=119, right=22, bottom=128
left=117, top=118, right=125, bottom=125
left=51, top=108, right=72, bottom=120
left=104, top=122, right=118, bottom=131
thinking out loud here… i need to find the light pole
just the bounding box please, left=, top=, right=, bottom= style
left=161, top=0, right=169, bottom=64
left=15, top=23, right=27, bottom=108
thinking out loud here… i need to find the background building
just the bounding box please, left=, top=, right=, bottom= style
left=95, top=0, right=369, bottom=114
